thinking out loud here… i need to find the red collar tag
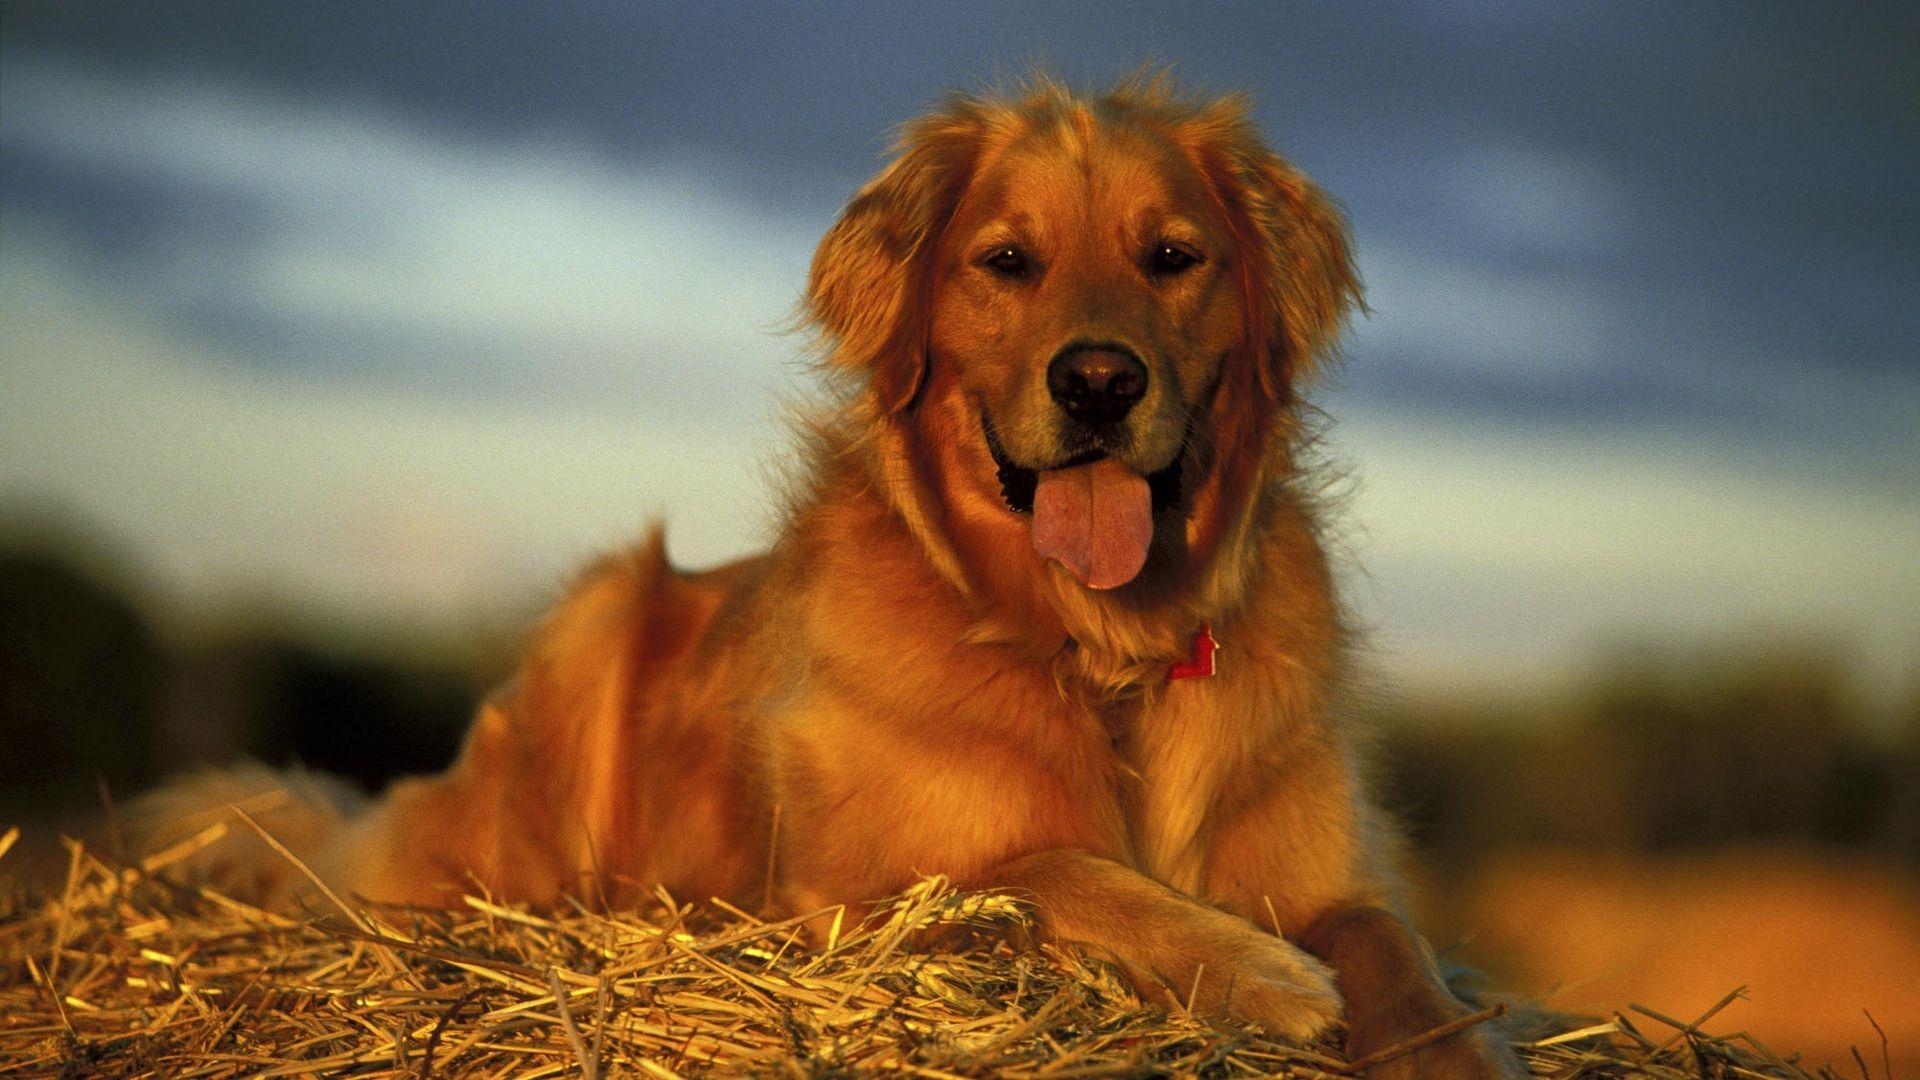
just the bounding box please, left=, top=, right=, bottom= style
left=1167, top=624, right=1218, bottom=681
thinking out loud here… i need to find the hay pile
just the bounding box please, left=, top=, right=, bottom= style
left=0, top=825, right=1870, bottom=1078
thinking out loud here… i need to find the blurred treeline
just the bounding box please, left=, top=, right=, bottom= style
left=1377, top=647, right=1920, bottom=872
left=3, top=533, right=1916, bottom=868
left=0, top=536, right=511, bottom=826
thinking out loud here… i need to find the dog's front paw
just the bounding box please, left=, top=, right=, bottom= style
left=1146, top=928, right=1344, bottom=1042
left=1219, top=935, right=1345, bottom=1041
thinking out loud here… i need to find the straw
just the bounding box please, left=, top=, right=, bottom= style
left=0, top=831, right=1870, bottom=1078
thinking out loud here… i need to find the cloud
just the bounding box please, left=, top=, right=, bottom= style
left=1343, top=138, right=1634, bottom=383
left=1352, top=241, right=1619, bottom=380
left=1, top=52, right=824, bottom=417
left=1333, top=403, right=1920, bottom=714
left=0, top=225, right=776, bottom=632
left=1437, top=140, right=1629, bottom=257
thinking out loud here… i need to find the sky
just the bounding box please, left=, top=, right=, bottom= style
left=2, top=2, right=1916, bottom=716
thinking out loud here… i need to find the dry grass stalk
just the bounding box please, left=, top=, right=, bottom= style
left=0, top=828, right=1875, bottom=1078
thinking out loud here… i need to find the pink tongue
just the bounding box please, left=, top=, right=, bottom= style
left=1031, top=457, right=1154, bottom=590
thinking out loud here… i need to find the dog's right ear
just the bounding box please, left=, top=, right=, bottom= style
left=807, top=107, right=986, bottom=414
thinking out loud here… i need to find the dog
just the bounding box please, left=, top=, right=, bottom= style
left=141, top=75, right=1523, bottom=1078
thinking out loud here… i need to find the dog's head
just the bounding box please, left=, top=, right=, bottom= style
left=807, top=76, right=1359, bottom=607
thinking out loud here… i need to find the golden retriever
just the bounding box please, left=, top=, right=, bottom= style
left=143, top=75, right=1521, bottom=1078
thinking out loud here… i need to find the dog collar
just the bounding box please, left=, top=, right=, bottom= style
left=1167, top=624, right=1219, bottom=681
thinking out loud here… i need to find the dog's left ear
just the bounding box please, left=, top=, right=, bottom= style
left=1201, top=120, right=1363, bottom=401
left=807, top=108, right=985, bottom=413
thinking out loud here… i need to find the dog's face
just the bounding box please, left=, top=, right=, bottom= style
left=927, top=115, right=1246, bottom=589
left=808, top=81, right=1359, bottom=598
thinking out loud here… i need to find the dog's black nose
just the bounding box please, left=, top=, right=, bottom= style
left=1047, top=346, right=1147, bottom=425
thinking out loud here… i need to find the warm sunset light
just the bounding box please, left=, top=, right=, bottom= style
left=3, top=5, right=1914, bottom=1076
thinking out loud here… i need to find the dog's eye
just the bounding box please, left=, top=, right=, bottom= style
left=982, top=245, right=1034, bottom=280
left=1148, top=241, right=1203, bottom=277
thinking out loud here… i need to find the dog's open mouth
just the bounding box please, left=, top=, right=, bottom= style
left=984, top=418, right=1184, bottom=590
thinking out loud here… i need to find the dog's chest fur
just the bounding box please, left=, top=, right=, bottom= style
left=1082, top=677, right=1234, bottom=896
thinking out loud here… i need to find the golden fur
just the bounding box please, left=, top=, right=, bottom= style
left=141, top=76, right=1520, bottom=1077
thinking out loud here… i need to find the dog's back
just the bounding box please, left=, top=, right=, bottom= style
left=134, top=530, right=770, bottom=909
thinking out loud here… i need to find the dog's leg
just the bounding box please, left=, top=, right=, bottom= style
left=1300, top=905, right=1526, bottom=1079
left=991, top=849, right=1343, bottom=1041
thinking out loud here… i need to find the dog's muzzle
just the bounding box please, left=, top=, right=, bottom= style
left=982, top=417, right=1184, bottom=515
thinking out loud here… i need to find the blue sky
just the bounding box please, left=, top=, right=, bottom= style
left=2, top=3, right=1915, bottom=715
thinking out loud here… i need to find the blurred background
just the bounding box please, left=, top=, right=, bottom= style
left=2, top=2, right=1915, bottom=1069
